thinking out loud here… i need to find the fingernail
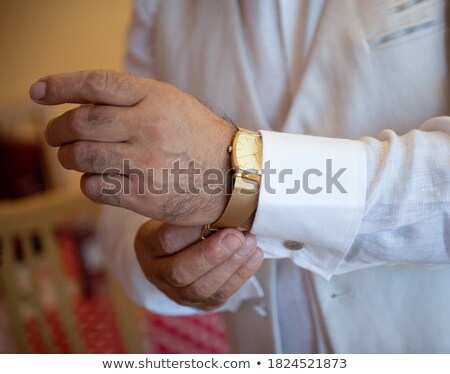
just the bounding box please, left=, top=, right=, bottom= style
left=247, top=249, right=263, bottom=267
left=29, top=81, right=46, bottom=101
left=222, top=234, right=242, bottom=252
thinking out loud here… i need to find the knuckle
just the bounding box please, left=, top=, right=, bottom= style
left=180, top=283, right=210, bottom=303
left=58, top=142, right=90, bottom=170
left=164, top=263, right=189, bottom=288
left=236, top=259, right=259, bottom=281
left=84, top=70, right=135, bottom=98
left=200, top=239, right=228, bottom=267
left=156, top=225, right=175, bottom=254
left=73, top=142, right=91, bottom=168
left=81, top=174, right=122, bottom=206
left=80, top=174, right=101, bottom=202
left=212, top=287, right=232, bottom=304
left=87, top=106, right=115, bottom=126
left=98, top=191, right=121, bottom=206
left=202, top=248, right=221, bottom=268
left=63, top=141, right=106, bottom=172
left=65, top=108, right=85, bottom=138
left=114, top=73, right=135, bottom=94
left=68, top=106, right=84, bottom=124
left=81, top=143, right=106, bottom=170
left=155, top=224, right=190, bottom=255
left=85, top=70, right=109, bottom=95
left=95, top=176, right=122, bottom=205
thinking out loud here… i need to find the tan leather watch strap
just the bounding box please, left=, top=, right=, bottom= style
left=209, top=176, right=259, bottom=229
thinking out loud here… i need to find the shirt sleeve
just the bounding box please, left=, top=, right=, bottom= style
left=251, top=117, right=450, bottom=280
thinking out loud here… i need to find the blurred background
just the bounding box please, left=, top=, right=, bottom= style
left=0, top=0, right=228, bottom=354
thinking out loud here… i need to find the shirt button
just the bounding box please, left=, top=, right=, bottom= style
left=283, top=240, right=304, bottom=250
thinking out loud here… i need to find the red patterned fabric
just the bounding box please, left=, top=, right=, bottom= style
left=143, top=313, right=229, bottom=354
left=5, top=225, right=229, bottom=354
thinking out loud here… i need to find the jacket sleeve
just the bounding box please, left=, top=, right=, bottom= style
left=252, top=117, right=450, bottom=280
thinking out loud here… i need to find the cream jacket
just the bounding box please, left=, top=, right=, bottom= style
left=100, top=0, right=450, bottom=353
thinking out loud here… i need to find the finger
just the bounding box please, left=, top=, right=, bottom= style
left=142, top=229, right=247, bottom=288
left=45, top=105, right=132, bottom=147
left=57, top=141, right=129, bottom=174
left=29, top=70, right=148, bottom=106
left=80, top=172, right=135, bottom=209
left=83, top=172, right=187, bottom=221
left=80, top=172, right=170, bottom=218
left=135, top=221, right=203, bottom=258
left=173, top=233, right=258, bottom=303
left=201, top=248, right=264, bottom=310
left=80, top=173, right=148, bottom=209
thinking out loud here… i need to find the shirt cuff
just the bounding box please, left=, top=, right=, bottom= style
left=251, top=130, right=367, bottom=280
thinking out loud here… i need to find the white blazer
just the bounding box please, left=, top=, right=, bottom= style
left=102, top=0, right=450, bottom=353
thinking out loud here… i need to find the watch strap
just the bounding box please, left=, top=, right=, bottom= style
left=209, top=176, right=259, bottom=229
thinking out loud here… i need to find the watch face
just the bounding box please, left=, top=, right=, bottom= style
left=232, top=132, right=262, bottom=172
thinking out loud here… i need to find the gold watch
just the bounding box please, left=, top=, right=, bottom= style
left=205, top=128, right=262, bottom=233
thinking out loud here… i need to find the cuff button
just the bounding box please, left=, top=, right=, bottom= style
left=283, top=240, right=304, bottom=250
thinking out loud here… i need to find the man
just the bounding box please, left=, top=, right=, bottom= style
left=30, top=0, right=450, bottom=353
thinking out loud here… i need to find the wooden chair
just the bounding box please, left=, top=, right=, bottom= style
left=0, top=189, right=144, bottom=353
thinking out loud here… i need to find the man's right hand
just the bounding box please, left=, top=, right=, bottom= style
left=134, top=220, right=264, bottom=311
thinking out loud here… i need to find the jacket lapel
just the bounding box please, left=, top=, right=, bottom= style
left=226, top=0, right=272, bottom=131
left=279, top=0, right=366, bottom=136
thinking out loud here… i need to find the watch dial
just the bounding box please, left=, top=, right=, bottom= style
left=234, top=134, right=262, bottom=171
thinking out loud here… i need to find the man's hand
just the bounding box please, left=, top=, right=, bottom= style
left=29, top=70, right=236, bottom=225
left=134, top=220, right=264, bottom=310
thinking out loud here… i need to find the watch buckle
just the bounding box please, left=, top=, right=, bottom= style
left=201, top=224, right=218, bottom=240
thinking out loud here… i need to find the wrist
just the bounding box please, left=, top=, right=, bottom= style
left=204, top=121, right=237, bottom=223
left=207, top=128, right=262, bottom=230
